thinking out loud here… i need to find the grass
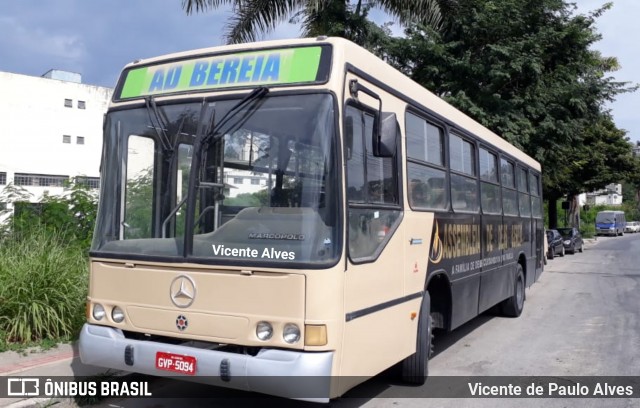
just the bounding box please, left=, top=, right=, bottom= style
left=0, top=228, right=88, bottom=349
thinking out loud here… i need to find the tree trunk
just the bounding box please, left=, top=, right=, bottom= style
left=567, top=194, right=580, bottom=229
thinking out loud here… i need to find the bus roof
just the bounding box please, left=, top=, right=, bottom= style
left=114, top=37, right=540, bottom=170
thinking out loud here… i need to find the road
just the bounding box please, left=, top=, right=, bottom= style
left=94, top=233, right=640, bottom=408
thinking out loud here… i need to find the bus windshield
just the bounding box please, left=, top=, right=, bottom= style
left=596, top=213, right=615, bottom=224
left=92, top=92, right=340, bottom=266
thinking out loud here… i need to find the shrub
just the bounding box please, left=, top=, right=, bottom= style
left=0, top=228, right=88, bottom=344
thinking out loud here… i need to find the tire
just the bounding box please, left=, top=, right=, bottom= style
left=578, top=244, right=583, bottom=253
left=559, top=246, right=565, bottom=257
left=401, top=292, right=433, bottom=385
left=548, top=249, right=554, bottom=259
left=570, top=245, right=575, bottom=254
left=501, top=263, right=525, bottom=317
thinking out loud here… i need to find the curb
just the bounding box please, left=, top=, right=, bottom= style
left=0, top=350, right=76, bottom=376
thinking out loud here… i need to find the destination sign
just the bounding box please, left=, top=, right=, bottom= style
left=115, top=45, right=330, bottom=100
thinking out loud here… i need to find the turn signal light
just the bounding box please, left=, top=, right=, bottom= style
left=304, top=324, right=327, bottom=346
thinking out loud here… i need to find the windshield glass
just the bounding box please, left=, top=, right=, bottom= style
left=596, top=213, right=615, bottom=223
left=556, top=228, right=572, bottom=238
left=93, top=93, right=340, bottom=266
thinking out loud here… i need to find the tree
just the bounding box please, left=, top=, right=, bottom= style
left=382, top=0, right=637, bottom=228
left=181, top=0, right=441, bottom=45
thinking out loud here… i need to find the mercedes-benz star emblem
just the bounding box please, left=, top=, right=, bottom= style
left=176, top=314, right=188, bottom=331
left=170, top=275, right=196, bottom=308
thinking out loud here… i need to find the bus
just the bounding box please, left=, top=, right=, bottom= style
left=79, top=37, right=544, bottom=401
left=595, top=210, right=626, bottom=236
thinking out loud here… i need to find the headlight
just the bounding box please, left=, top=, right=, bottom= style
left=283, top=323, right=301, bottom=344
left=256, top=321, right=273, bottom=341
left=92, top=304, right=105, bottom=321
left=111, top=306, right=125, bottom=323
left=564, top=240, right=571, bottom=245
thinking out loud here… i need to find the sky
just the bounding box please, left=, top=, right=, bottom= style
left=1, top=0, right=638, bottom=143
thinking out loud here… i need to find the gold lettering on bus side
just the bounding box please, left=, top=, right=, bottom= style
left=429, top=222, right=444, bottom=264
left=486, top=224, right=494, bottom=252
left=439, top=223, right=481, bottom=261
left=499, top=224, right=509, bottom=250
left=511, top=224, right=523, bottom=247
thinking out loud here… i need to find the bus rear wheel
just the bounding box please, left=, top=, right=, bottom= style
left=501, top=264, right=525, bottom=317
left=401, top=292, right=433, bottom=385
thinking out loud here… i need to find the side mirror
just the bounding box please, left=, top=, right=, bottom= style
left=373, top=112, right=398, bottom=158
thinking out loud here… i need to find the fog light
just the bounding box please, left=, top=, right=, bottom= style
left=112, top=306, right=125, bottom=323
left=92, top=304, right=105, bottom=321
left=283, top=323, right=301, bottom=344
left=256, top=321, right=273, bottom=341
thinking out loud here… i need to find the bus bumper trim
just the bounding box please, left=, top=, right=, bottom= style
left=79, top=323, right=333, bottom=402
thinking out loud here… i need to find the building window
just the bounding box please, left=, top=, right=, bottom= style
left=77, top=100, right=86, bottom=109
left=64, top=98, right=72, bottom=107
left=0, top=172, right=6, bottom=185
left=14, top=173, right=69, bottom=187
left=75, top=176, right=100, bottom=189
left=251, top=178, right=260, bottom=185
left=76, top=136, right=85, bottom=145
left=233, top=177, right=243, bottom=184
left=63, top=135, right=71, bottom=144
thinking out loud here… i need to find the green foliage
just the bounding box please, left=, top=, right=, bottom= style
left=182, top=0, right=442, bottom=45
left=1, top=180, right=98, bottom=249
left=0, top=180, right=96, bottom=348
left=381, top=0, right=637, bottom=226
left=123, top=167, right=154, bottom=239
left=224, top=191, right=268, bottom=207
left=0, top=228, right=88, bottom=345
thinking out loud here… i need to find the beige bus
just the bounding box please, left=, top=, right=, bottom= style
left=80, top=36, right=544, bottom=401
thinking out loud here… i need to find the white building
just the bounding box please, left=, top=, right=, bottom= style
left=632, top=141, right=640, bottom=158
left=585, top=183, right=623, bottom=206
left=0, top=70, right=112, bottom=220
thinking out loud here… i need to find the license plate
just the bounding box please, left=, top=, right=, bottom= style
left=155, top=351, right=197, bottom=375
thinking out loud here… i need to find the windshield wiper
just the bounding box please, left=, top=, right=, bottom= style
left=183, top=86, right=269, bottom=254
left=202, top=86, right=269, bottom=147
left=144, top=96, right=172, bottom=153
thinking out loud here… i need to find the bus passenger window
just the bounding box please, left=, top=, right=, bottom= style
left=409, top=179, right=428, bottom=207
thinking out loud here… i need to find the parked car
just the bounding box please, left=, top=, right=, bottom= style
left=546, top=229, right=565, bottom=259
left=624, top=221, right=640, bottom=233
left=557, top=227, right=583, bottom=254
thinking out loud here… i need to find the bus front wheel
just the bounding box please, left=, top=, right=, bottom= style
left=501, top=264, right=525, bottom=317
left=401, top=292, right=433, bottom=385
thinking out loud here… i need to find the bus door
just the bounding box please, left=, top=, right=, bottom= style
left=340, top=74, right=417, bottom=378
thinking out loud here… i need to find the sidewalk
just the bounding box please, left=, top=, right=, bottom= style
left=0, top=342, right=117, bottom=408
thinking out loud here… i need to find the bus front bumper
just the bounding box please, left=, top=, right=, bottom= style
left=79, top=323, right=333, bottom=402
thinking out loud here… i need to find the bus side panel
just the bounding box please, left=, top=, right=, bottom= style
left=522, top=218, right=535, bottom=286
left=427, top=213, right=482, bottom=330
left=478, top=214, right=512, bottom=313
left=342, top=229, right=415, bottom=377
left=533, top=218, right=545, bottom=282
left=450, top=274, right=481, bottom=329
